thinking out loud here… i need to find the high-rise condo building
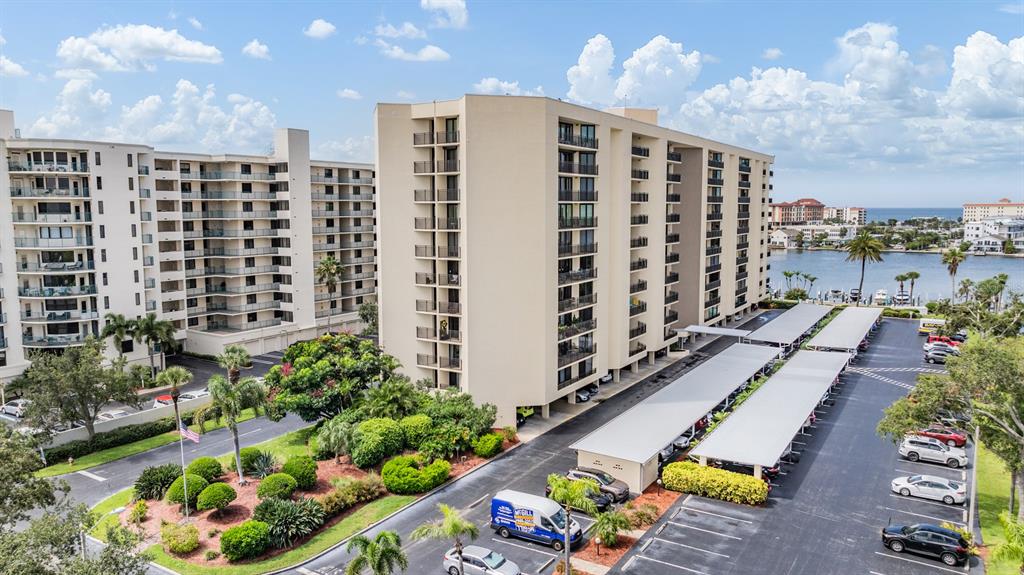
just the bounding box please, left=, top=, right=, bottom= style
left=375, top=95, right=773, bottom=426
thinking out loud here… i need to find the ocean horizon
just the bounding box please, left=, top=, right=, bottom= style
left=863, top=207, right=961, bottom=222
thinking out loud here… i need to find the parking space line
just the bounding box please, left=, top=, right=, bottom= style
left=884, top=507, right=966, bottom=526
left=678, top=506, right=753, bottom=524
left=874, top=552, right=965, bottom=574
left=653, top=536, right=730, bottom=558
left=666, top=521, right=742, bottom=540
left=888, top=494, right=965, bottom=510
left=488, top=537, right=557, bottom=558
left=76, top=470, right=106, bottom=482
left=634, top=555, right=710, bottom=575
left=894, top=464, right=965, bottom=478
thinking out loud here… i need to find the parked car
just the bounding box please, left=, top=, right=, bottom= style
left=443, top=545, right=522, bottom=575
left=898, top=436, right=969, bottom=468
left=544, top=483, right=613, bottom=513
left=565, top=467, right=630, bottom=502
left=927, top=335, right=961, bottom=347
left=515, top=406, right=535, bottom=426
left=491, top=490, right=582, bottom=551
left=924, top=349, right=952, bottom=364
left=858, top=339, right=869, bottom=352
left=97, top=409, right=130, bottom=421
left=574, top=390, right=590, bottom=403
left=917, top=426, right=967, bottom=447
left=891, top=474, right=966, bottom=505
left=714, top=460, right=780, bottom=480
left=923, top=341, right=959, bottom=354
left=152, top=395, right=174, bottom=409
left=1, top=398, right=31, bottom=418
left=179, top=388, right=210, bottom=401
left=583, top=383, right=599, bottom=396
left=599, top=372, right=613, bottom=384
left=881, top=523, right=970, bottom=566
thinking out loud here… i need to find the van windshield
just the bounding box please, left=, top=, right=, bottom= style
left=550, top=509, right=567, bottom=530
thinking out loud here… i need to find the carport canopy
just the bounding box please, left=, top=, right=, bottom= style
left=690, top=350, right=850, bottom=468
left=744, top=303, right=833, bottom=346
left=570, top=343, right=781, bottom=465
left=807, top=307, right=882, bottom=351
left=678, top=325, right=752, bottom=338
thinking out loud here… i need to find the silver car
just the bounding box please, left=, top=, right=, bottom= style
left=891, top=474, right=967, bottom=505
left=899, top=436, right=969, bottom=468
left=443, top=545, right=521, bottom=575
left=2, top=399, right=31, bottom=418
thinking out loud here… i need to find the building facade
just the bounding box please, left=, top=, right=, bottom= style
left=376, top=95, right=773, bottom=426
left=964, top=218, right=1024, bottom=253
left=770, top=198, right=825, bottom=225
left=963, top=198, right=1024, bottom=222
left=824, top=206, right=866, bottom=225
left=0, top=110, right=375, bottom=385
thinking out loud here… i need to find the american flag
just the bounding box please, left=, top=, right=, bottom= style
left=179, top=422, right=200, bottom=444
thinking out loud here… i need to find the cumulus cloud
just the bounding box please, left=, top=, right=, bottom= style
left=188, top=17, right=203, bottom=31
left=242, top=39, right=271, bottom=60
left=420, top=0, right=468, bottom=29
left=762, top=47, right=784, bottom=60
left=0, top=55, right=28, bottom=77
left=941, top=31, right=1024, bottom=118
left=337, top=88, right=362, bottom=100
left=999, top=3, right=1024, bottom=14
left=396, top=90, right=417, bottom=99
left=56, top=24, right=222, bottom=71
left=304, top=19, right=336, bottom=39
left=375, top=22, right=426, bottom=39
left=30, top=77, right=112, bottom=137
left=316, top=136, right=374, bottom=162
left=374, top=39, right=449, bottom=61
left=473, top=77, right=544, bottom=96
left=566, top=34, right=616, bottom=105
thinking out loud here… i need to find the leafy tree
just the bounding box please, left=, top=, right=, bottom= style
left=358, top=301, right=379, bottom=336
left=197, top=375, right=268, bottom=485
left=794, top=231, right=805, bottom=249
left=366, top=378, right=425, bottom=420
left=134, top=312, right=176, bottom=377
left=547, top=473, right=598, bottom=571
left=1005, top=239, right=1019, bottom=255
left=957, top=278, right=975, bottom=302
left=344, top=531, right=408, bottom=575
left=784, top=288, right=808, bottom=301
left=218, top=344, right=251, bottom=386
left=932, top=279, right=1024, bottom=338
left=593, top=510, right=632, bottom=548
left=421, top=389, right=497, bottom=438
left=17, top=338, right=139, bottom=439
left=0, top=426, right=66, bottom=528
left=100, top=313, right=136, bottom=359
left=844, top=233, right=885, bottom=306
left=804, top=274, right=818, bottom=295
left=993, top=510, right=1024, bottom=571
left=942, top=248, right=967, bottom=302
left=316, top=417, right=358, bottom=462
left=155, top=366, right=192, bottom=398
left=315, top=255, right=343, bottom=335
left=410, top=504, right=479, bottom=575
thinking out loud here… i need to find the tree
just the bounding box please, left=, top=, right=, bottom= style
left=784, top=288, right=808, bottom=301
left=1005, top=239, right=1019, bottom=255
left=804, top=274, right=818, bottom=296
left=344, top=531, right=408, bottom=575
left=794, top=231, right=805, bottom=249
left=217, top=344, right=251, bottom=386
left=133, top=312, right=175, bottom=377
left=17, top=338, right=139, bottom=440
left=906, top=271, right=920, bottom=303
left=315, top=255, right=342, bottom=335
left=782, top=270, right=797, bottom=290
left=934, top=293, right=1024, bottom=339
left=894, top=273, right=908, bottom=295
left=592, top=510, right=632, bottom=548
left=197, top=375, right=267, bottom=485
left=957, top=278, right=974, bottom=303
left=316, top=417, right=357, bottom=462
left=546, top=473, right=598, bottom=572
left=100, top=313, right=136, bottom=359
left=366, top=378, right=424, bottom=420
left=155, top=366, right=193, bottom=400
left=993, top=511, right=1024, bottom=572
left=0, top=426, right=66, bottom=528
left=358, top=301, right=379, bottom=336
left=410, top=504, right=479, bottom=575
left=844, top=233, right=885, bottom=306
left=941, top=248, right=967, bottom=302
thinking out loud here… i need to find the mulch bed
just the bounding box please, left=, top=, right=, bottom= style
left=573, top=535, right=637, bottom=566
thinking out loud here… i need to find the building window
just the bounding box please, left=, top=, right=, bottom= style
left=98, top=200, right=104, bottom=214
left=95, top=152, right=101, bottom=166
left=96, top=176, right=102, bottom=190
left=131, top=224, right=137, bottom=237
left=134, top=270, right=139, bottom=283
left=104, top=296, right=110, bottom=309
left=128, top=177, right=134, bottom=191
left=101, top=249, right=107, bottom=262
left=127, top=153, right=133, bottom=167
left=99, top=225, right=105, bottom=239
left=135, top=293, right=141, bottom=305
left=121, top=340, right=134, bottom=353
left=133, top=247, right=138, bottom=260
left=129, top=201, right=135, bottom=214
left=102, top=273, right=108, bottom=286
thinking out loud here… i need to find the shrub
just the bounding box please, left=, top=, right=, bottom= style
left=593, top=510, right=632, bottom=547
left=624, top=502, right=659, bottom=528
left=381, top=455, right=451, bottom=495
left=220, top=520, right=270, bottom=562
left=398, top=414, right=432, bottom=448
left=422, top=390, right=497, bottom=437
left=883, top=307, right=921, bottom=318
left=661, top=462, right=769, bottom=505
left=196, top=483, right=237, bottom=514
left=160, top=523, right=200, bottom=555
left=941, top=522, right=979, bottom=555
left=257, top=473, right=297, bottom=500
left=165, top=474, right=209, bottom=509
left=44, top=410, right=211, bottom=462
left=186, top=457, right=224, bottom=482
left=129, top=500, right=148, bottom=525
left=418, top=423, right=472, bottom=461
left=281, top=455, right=318, bottom=490
left=134, top=463, right=182, bottom=500
left=241, top=448, right=278, bottom=479
left=204, top=550, right=220, bottom=561
left=252, top=497, right=325, bottom=548
left=359, top=417, right=404, bottom=452
left=207, top=528, right=220, bottom=538
left=472, top=433, right=503, bottom=458
left=320, top=473, right=387, bottom=517
left=501, top=426, right=517, bottom=443
left=350, top=433, right=390, bottom=469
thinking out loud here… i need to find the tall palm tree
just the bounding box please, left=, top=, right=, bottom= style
left=782, top=270, right=797, bottom=291
left=197, top=374, right=267, bottom=485
left=100, top=313, right=137, bottom=359
left=994, top=272, right=1009, bottom=311
left=344, top=531, right=408, bottom=575
left=957, top=278, right=975, bottom=303
left=217, top=344, right=251, bottom=386
left=894, top=273, right=908, bottom=296
left=411, top=504, right=479, bottom=575
left=905, top=271, right=920, bottom=304
left=315, top=255, right=342, bottom=335
left=844, top=233, right=885, bottom=306
left=941, top=248, right=966, bottom=302
left=546, top=474, right=598, bottom=573
left=134, top=312, right=175, bottom=377
left=804, top=274, right=818, bottom=298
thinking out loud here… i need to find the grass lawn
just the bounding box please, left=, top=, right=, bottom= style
left=89, top=487, right=135, bottom=541
left=35, top=408, right=261, bottom=478
left=978, top=445, right=1016, bottom=575
left=216, top=425, right=316, bottom=468
left=147, top=495, right=415, bottom=575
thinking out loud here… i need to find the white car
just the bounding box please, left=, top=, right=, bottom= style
left=97, top=409, right=130, bottom=421
left=179, top=388, right=210, bottom=401
left=2, top=399, right=31, bottom=418
left=891, top=474, right=966, bottom=505
left=899, top=436, right=969, bottom=468
left=443, top=545, right=521, bottom=575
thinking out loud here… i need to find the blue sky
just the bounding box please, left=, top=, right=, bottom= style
left=1, top=0, right=1022, bottom=207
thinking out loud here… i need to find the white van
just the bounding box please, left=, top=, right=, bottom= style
left=490, top=489, right=583, bottom=551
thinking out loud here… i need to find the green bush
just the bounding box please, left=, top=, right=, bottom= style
left=44, top=410, right=209, bottom=462
left=129, top=500, right=148, bottom=524
left=281, top=455, right=318, bottom=490
left=319, top=473, right=386, bottom=517
left=196, top=483, right=237, bottom=514
left=186, top=456, right=224, bottom=482
left=501, top=426, right=517, bottom=443
left=160, top=523, right=200, bottom=555
left=350, top=432, right=391, bottom=469
left=761, top=299, right=797, bottom=310
left=134, top=463, right=182, bottom=500
left=240, top=447, right=273, bottom=473
left=381, top=455, right=451, bottom=495
left=624, top=501, right=659, bottom=528
left=359, top=417, right=404, bottom=453
left=883, top=307, right=921, bottom=318
left=257, top=473, right=297, bottom=500
left=418, top=423, right=472, bottom=461
left=398, top=414, right=432, bottom=448
left=472, top=433, right=503, bottom=458
left=661, top=461, right=769, bottom=505
left=220, top=520, right=270, bottom=562
left=252, top=497, right=325, bottom=548
left=204, top=550, right=220, bottom=561
left=165, top=474, right=209, bottom=509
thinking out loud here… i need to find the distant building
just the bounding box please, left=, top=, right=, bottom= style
left=825, top=206, right=866, bottom=225
left=770, top=198, right=825, bottom=225
left=769, top=229, right=801, bottom=249
left=964, top=218, right=1024, bottom=253
left=770, top=224, right=858, bottom=249
left=963, top=198, right=1024, bottom=222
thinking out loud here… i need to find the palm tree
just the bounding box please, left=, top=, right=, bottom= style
left=782, top=270, right=797, bottom=291
left=804, top=274, right=818, bottom=298
left=905, top=271, right=920, bottom=304
left=844, top=233, right=885, bottom=306
left=197, top=374, right=267, bottom=485
left=315, top=255, right=342, bottom=335
left=100, top=313, right=137, bottom=359
left=957, top=278, right=974, bottom=302
left=134, top=312, right=175, bottom=377
left=994, top=272, right=1009, bottom=311
left=894, top=273, right=908, bottom=296
left=410, top=504, right=479, bottom=575
left=546, top=473, right=598, bottom=573
left=345, top=531, right=408, bottom=575
left=155, top=365, right=193, bottom=393
left=993, top=511, right=1024, bottom=572
left=941, top=248, right=966, bottom=302
left=217, top=344, right=251, bottom=386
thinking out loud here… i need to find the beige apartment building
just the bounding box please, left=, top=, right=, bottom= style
left=376, top=95, right=773, bottom=426
left=963, top=198, right=1024, bottom=222
left=0, top=110, right=375, bottom=385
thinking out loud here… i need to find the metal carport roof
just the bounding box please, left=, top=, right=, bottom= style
left=569, top=344, right=781, bottom=464
left=744, top=303, right=833, bottom=345
left=807, top=307, right=882, bottom=350
left=690, top=350, right=850, bottom=468
left=679, top=325, right=752, bottom=338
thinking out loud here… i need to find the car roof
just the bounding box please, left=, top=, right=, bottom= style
left=461, top=545, right=491, bottom=556
left=910, top=523, right=962, bottom=537
left=916, top=475, right=956, bottom=484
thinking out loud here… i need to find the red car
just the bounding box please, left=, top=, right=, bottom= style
left=927, top=335, right=961, bottom=347
left=917, top=427, right=967, bottom=447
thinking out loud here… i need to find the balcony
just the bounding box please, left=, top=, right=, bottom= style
left=558, top=217, right=598, bottom=230
left=558, top=344, right=597, bottom=368
left=558, top=268, right=598, bottom=285
left=558, top=243, right=598, bottom=257
left=340, top=255, right=375, bottom=265
left=707, top=159, right=724, bottom=168
left=665, top=252, right=680, bottom=264
left=707, top=178, right=725, bottom=186
left=667, top=173, right=682, bottom=183
left=416, top=353, right=437, bottom=367
left=705, top=245, right=722, bottom=256
left=629, top=301, right=647, bottom=316
left=558, top=162, right=599, bottom=175
left=198, top=171, right=277, bottom=181
left=340, top=271, right=376, bottom=282
left=186, top=265, right=280, bottom=277
left=737, top=241, right=750, bottom=250
left=310, top=175, right=374, bottom=185
left=437, top=301, right=461, bottom=315
left=665, top=213, right=681, bottom=223
left=665, top=291, right=679, bottom=304
left=188, top=283, right=280, bottom=297
left=413, top=132, right=434, bottom=145
left=705, top=279, right=721, bottom=290
left=183, top=228, right=282, bottom=239
left=666, top=193, right=681, bottom=202
left=738, top=181, right=751, bottom=189
left=738, top=196, right=751, bottom=204
left=558, top=189, right=598, bottom=203
left=665, top=310, right=680, bottom=323
left=737, top=225, right=750, bottom=234
left=707, top=194, right=723, bottom=203
left=558, top=293, right=597, bottom=313
left=736, top=271, right=749, bottom=280
left=20, top=310, right=100, bottom=323
left=12, top=212, right=92, bottom=223
left=23, top=334, right=89, bottom=347
left=629, top=323, right=647, bottom=339
left=705, top=263, right=722, bottom=273
left=312, top=209, right=374, bottom=218
left=705, top=309, right=721, bottom=321
left=557, top=134, right=599, bottom=149
left=630, top=237, right=648, bottom=249
left=414, top=189, right=435, bottom=202
left=736, top=256, right=749, bottom=265
left=630, top=258, right=648, bottom=271
left=415, top=272, right=460, bottom=286
left=557, top=366, right=598, bottom=390
left=10, top=187, right=90, bottom=198
left=665, top=233, right=680, bottom=244
left=16, top=261, right=95, bottom=273
left=630, top=280, right=647, bottom=294
left=437, top=160, right=460, bottom=173
left=414, top=218, right=435, bottom=230
left=185, top=190, right=281, bottom=200
left=628, top=342, right=647, bottom=357
left=437, top=131, right=460, bottom=144
left=202, top=318, right=283, bottom=332
left=14, top=236, right=92, bottom=248
left=630, top=192, right=649, bottom=202
left=667, top=152, right=682, bottom=162
left=558, top=319, right=597, bottom=341
left=704, top=296, right=721, bottom=308
left=439, top=356, right=462, bottom=370
left=631, top=145, right=650, bottom=157
left=9, top=161, right=89, bottom=173
left=739, top=164, right=751, bottom=173
left=630, top=215, right=649, bottom=225
left=665, top=272, right=680, bottom=284
left=143, top=256, right=155, bottom=267
left=413, top=161, right=433, bottom=174
left=437, top=245, right=460, bottom=258
left=145, top=278, right=156, bottom=289
left=19, top=285, right=97, bottom=297
left=706, top=229, right=723, bottom=239
left=416, top=327, right=462, bottom=342
left=736, top=284, right=748, bottom=295
left=706, top=212, right=723, bottom=221
left=631, top=169, right=649, bottom=180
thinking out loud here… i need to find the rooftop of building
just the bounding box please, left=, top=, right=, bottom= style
left=964, top=198, right=1022, bottom=206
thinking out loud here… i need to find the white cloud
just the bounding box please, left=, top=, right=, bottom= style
left=941, top=31, right=1024, bottom=118
left=374, top=39, right=450, bottom=62
left=762, top=47, right=784, bottom=60
left=337, top=88, right=362, bottom=100
left=0, top=33, right=6, bottom=45
left=304, top=19, right=336, bottom=39
left=54, top=68, right=98, bottom=80
left=999, top=3, right=1024, bottom=14
left=354, top=36, right=369, bottom=45
left=566, top=34, right=616, bottom=105
left=30, top=77, right=112, bottom=137
left=396, top=90, right=417, bottom=99
left=374, top=22, right=426, bottom=39
left=420, top=0, right=468, bottom=29
left=473, top=77, right=543, bottom=96
left=188, top=17, right=203, bottom=31
left=614, top=35, right=702, bottom=105
left=0, top=55, right=28, bottom=77
left=702, top=54, right=721, bottom=64
left=316, top=136, right=374, bottom=162
left=242, top=39, right=271, bottom=60
left=56, top=24, right=222, bottom=71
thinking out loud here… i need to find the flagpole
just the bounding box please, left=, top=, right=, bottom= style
left=171, top=386, right=189, bottom=519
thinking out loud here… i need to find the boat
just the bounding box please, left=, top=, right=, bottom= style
left=849, top=288, right=861, bottom=304
left=873, top=289, right=888, bottom=306
left=893, top=292, right=910, bottom=306
left=827, top=289, right=846, bottom=304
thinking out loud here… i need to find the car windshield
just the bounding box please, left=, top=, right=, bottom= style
left=948, top=481, right=961, bottom=489
left=550, top=509, right=567, bottom=530
left=593, top=471, right=615, bottom=485
left=908, top=475, right=922, bottom=483
left=481, top=551, right=506, bottom=569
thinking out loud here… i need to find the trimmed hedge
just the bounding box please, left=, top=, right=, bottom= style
left=399, top=414, right=432, bottom=449
left=240, top=447, right=264, bottom=472
left=883, top=307, right=921, bottom=318
left=281, top=455, right=318, bottom=490
left=381, top=455, right=451, bottom=495
left=44, top=409, right=214, bottom=462
left=220, top=520, right=270, bottom=562
left=257, top=473, right=297, bottom=500
left=472, top=433, right=503, bottom=458
left=662, top=461, right=768, bottom=505
left=165, top=474, right=210, bottom=509
left=160, top=523, right=200, bottom=555
left=186, top=456, right=224, bottom=482
left=196, top=483, right=237, bottom=513
left=134, top=463, right=182, bottom=500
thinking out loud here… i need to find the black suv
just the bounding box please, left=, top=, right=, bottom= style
left=881, top=523, right=969, bottom=566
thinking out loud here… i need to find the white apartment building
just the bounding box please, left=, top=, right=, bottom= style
left=825, top=206, right=866, bottom=225
left=770, top=224, right=858, bottom=248
left=964, top=218, right=1024, bottom=253
left=376, top=95, right=773, bottom=426
left=963, top=198, right=1024, bottom=222
left=0, top=110, right=375, bottom=385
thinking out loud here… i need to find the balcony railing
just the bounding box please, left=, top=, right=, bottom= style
left=413, top=161, right=433, bottom=174
left=705, top=279, right=721, bottom=290
left=630, top=258, right=648, bottom=271
left=187, top=283, right=280, bottom=297
left=202, top=318, right=283, bottom=332
left=631, top=169, right=649, bottom=180
left=736, top=256, right=749, bottom=265
left=12, top=212, right=92, bottom=223
left=629, top=301, right=647, bottom=316
left=558, top=162, right=599, bottom=175
left=198, top=171, right=277, bottom=181
left=20, top=310, right=99, bottom=322
left=706, top=212, right=723, bottom=221
left=665, top=291, right=679, bottom=304
left=737, top=225, right=750, bottom=234
left=665, top=233, right=680, bottom=243
left=737, top=241, right=750, bottom=250
left=738, top=196, right=751, bottom=204
left=706, top=245, right=722, bottom=256
left=628, top=342, right=647, bottom=357
left=666, top=272, right=680, bottom=284
left=629, top=323, right=647, bottom=339
left=558, top=268, right=598, bottom=285
left=630, top=280, right=647, bottom=294
left=706, top=229, right=723, bottom=239
left=630, top=215, right=649, bottom=225
left=558, top=344, right=597, bottom=367
left=437, top=160, right=460, bottom=173
left=737, top=271, right=749, bottom=280
left=665, top=252, right=680, bottom=264
left=143, top=256, right=155, bottom=267
left=23, top=334, right=89, bottom=347
left=704, top=296, right=721, bottom=308
left=630, top=237, right=649, bottom=249
left=414, top=189, right=434, bottom=202
left=417, top=353, right=437, bottom=367
left=631, top=192, right=649, bottom=202
left=705, top=263, right=722, bottom=273
left=707, top=194, right=723, bottom=203
left=19, top=285, right=97, bottom=297
left=438, top=302, right=461, bottom=315
left=416, top=327, right=462, bottom=342
left=667, top=152, right=682, bottom=162
left=665, top=310, right=680, bottom=323
left=558, top=319, right=597, bottom=340
left=667, top=173, right=682, bottom=183
left=10, top=187, right=90, bottom=198
left=558, top=217, right=598, bottom=230
left=631, top=145, right=650, bottom=157
left=141, top=234, right=153, bottom=244
left=558, top=243, right=598, bottom=257
left=436, top=188, right=459, bottom=202
left=14, top=237, right=92, bottom=248
left=186, top=265, right=280, bottom=277
left=437, top=131, right=460, bottom=144
left=558, top=293, right=597, bottom=313
left=17, top=261, right=95, bottom=272
left=708, top=159, right=725, bottom=168
left=739, top=164, right=751, bottom=173
left=738, top=180, right=751, bottom=189
left=736, top=284, right=748, bottom=295
left=557, top=366, right=598, bottom=390
left=415, top=272, right=461, bottom=286
left=9, top=161, right=89, bottom=173
left=557, top=134, right=599, bottom=149
left=666, top=193, right=681, bottom=202
left=439, top=356, right=462, bottom=369
left=666, top=213, right=681, bottom=223
left=184, top=228, right=280, bottom=238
